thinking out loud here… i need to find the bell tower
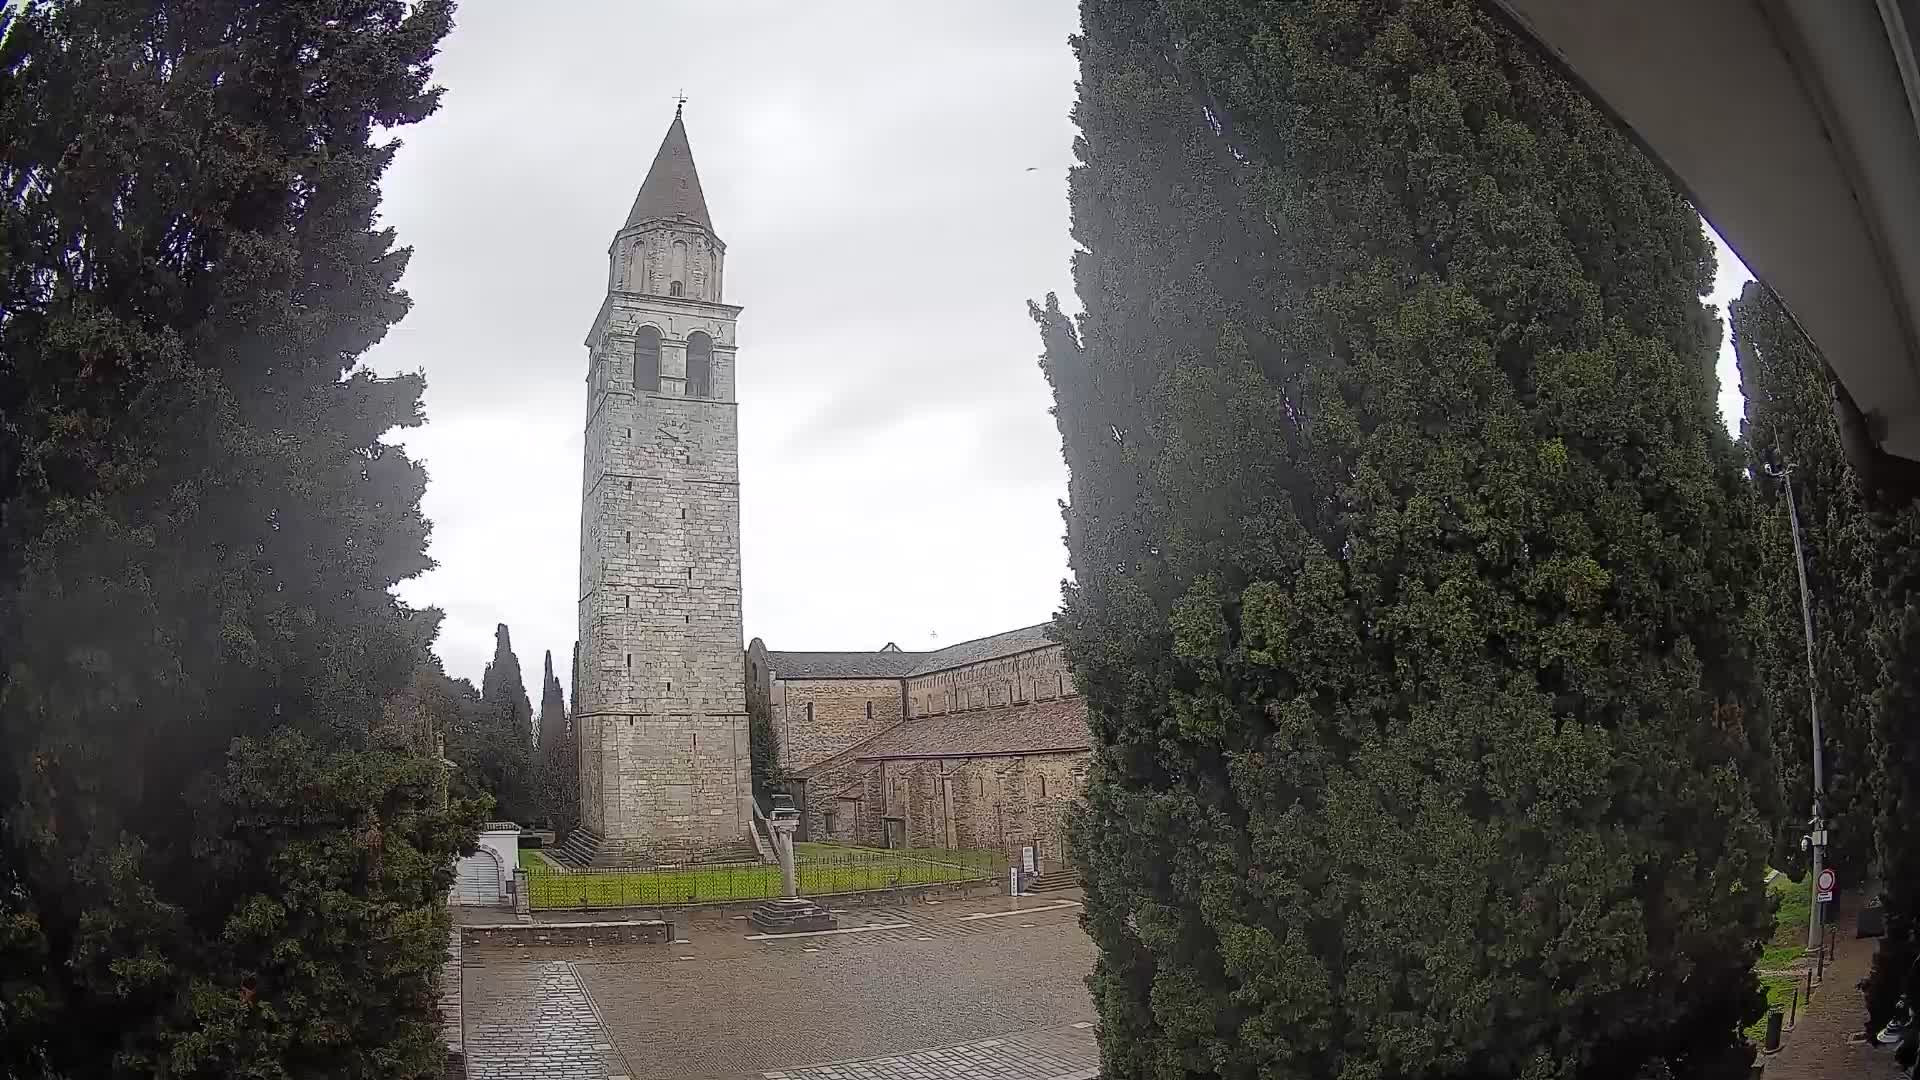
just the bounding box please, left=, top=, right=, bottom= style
left=575, top=107, right=750, bottom=862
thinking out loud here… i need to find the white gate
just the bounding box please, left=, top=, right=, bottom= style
left=450, top=844, right=509, bottom=907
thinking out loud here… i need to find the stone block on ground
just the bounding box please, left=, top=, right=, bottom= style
left=748, top=897, right=836, bottom=933
left=463, top=919, right=671, bottom=949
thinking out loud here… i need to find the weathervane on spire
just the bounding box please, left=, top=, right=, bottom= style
left=673, top=89, right=687, bottom=119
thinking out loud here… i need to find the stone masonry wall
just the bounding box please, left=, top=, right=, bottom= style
left=904, top=645, right=1070, bottom=718
left=577, top=264, right=749, bottom=854
left=771, top=676, right=906, bottom=773
left=793, top=748, right=867, bottom=843
left=808, top=751, right=1087, bottom=867
left=613, top=220, right=724, bottom=303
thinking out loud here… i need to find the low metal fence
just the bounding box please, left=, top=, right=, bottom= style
left=523, top=846, right=1003, bottom=910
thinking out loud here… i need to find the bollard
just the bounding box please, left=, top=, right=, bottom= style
left=1763, top=1009, right=1783, bottom=1054
left=511, top=868, right=530, bottom=916
left=1788, top=988, right=1798, bottom=1030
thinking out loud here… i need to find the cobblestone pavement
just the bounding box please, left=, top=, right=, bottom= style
left=1761, top=902, right=1904, bottom=1080
left=764, top=1023, right=1098, bottom=1080
left=461, top=960, right=630, bottom=1080
left=460, top=893, right=1096, bottom=1080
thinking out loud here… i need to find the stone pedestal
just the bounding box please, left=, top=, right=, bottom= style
left=748, top=896, right=837, bottom=933
left=748, top=809, right=835, bottom=932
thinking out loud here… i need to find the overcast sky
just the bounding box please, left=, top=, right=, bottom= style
left=365, top=1, right=1755, bottom=698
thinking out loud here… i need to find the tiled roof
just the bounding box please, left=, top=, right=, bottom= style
left=764, top=650, right=922, bottom=680
left=765, top=622, right=1057, bottom=682
left=906, top=623, right=1055, bottom=676
left=800, top=697, right=1089, bottom=770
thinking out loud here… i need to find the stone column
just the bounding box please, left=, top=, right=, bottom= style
left=774, top=821, right=798, bottom=898
left=749, top=807, right=835, bottom=933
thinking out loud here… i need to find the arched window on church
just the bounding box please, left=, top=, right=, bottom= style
left=686, top=331, right=713, bottom=398
left=635, top=325, right=660, bottom=392
left=670, top=280, right=684, bottom=297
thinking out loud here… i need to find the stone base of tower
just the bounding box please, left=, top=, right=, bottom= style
left=553, top=826, right=762, bottom=869
left=582, top=832, right=760, bottom=869
left=576, top=711, right=755, bottom=865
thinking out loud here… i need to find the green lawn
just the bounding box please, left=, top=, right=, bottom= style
left=519, top=844, right=998, bottom=910
left=1769, top=872, right=1813, bottom=947
left=1743, top=872, right=1817, bottom=1042
left=1746, top=971, right=1802, bottom=1042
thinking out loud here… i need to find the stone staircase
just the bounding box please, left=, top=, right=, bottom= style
left=551, top=827, right=605, bottom=868
left=1024, top=868, right=1080, bottom=894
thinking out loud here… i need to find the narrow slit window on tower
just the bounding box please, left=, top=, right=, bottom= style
left=686, top=331, right=713, bottom=398
left=806, top=702, right=814, bottom=723
left=866, top=701, right=873, bottom=720
left=625, top=653, right=631, bottom=669
left=686, top=566, right=693, bottom=582
left=625, top=530, right=631, bottom=545
left=680, top=507, right=686, bottom=519
left=623, top=595, right=629, bottom=609
left=634, top=325, right=661, bottom=392
left=1041, top=775, right=1049, bottom=799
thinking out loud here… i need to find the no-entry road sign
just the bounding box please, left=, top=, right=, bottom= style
left=1816, top=867, right=1837, bottom=902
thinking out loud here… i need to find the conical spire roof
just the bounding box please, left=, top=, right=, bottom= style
left=624, top=111, right=713, bottom=231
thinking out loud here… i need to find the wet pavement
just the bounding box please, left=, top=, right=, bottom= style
left=764, top=1023, right=1098, bottom=1080
left=461, top=961, right=629, bottom=1080
left=456, top=892, right=1097, bottom=1080
left=1761, top=901, right=1905, bottom=1080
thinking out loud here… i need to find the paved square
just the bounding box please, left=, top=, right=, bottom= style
left=461, top=960, right=629, bottom=1080
left=458, top=894, right=1096, bottom=1080
left=765, top=1024, right=1098, bottom=1080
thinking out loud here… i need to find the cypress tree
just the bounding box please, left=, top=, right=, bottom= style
left=474, top=623, right=535, bottom=823
left=539, top=650, right=568, bottom=758
left=1867, top=513, right=1920, bottom=1027
left=1729, top=286, right=1920, bottom=1030
left=0, top=2, right=474, bottom=1077
left=482, top=622, right=534, bottom=742
left=1731, top=281, right=1880, bottom=883
left=747, top=651, right=782, bottom=803
left=535, top=649, right=577, bottom=832
left=1037, top=2, right=1776, bottom=1077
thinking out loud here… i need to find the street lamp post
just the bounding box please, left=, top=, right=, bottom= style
left=1766, top=462, right=1828, bottom=954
